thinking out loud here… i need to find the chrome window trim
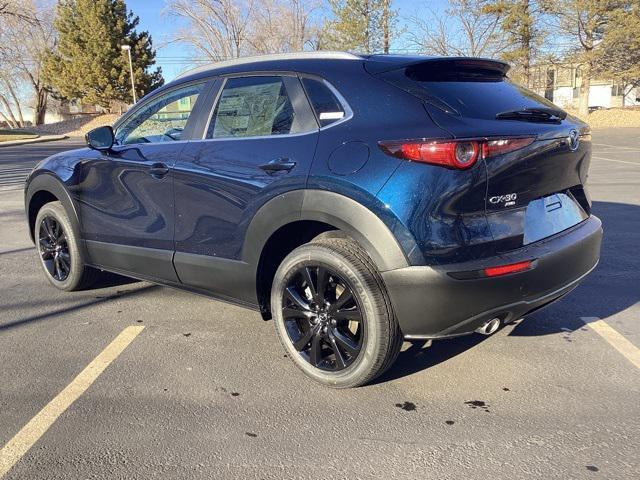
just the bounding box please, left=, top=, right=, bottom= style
left=109, top=139, right=194, bottom=152
left=196, top=129, right=319, bottom=143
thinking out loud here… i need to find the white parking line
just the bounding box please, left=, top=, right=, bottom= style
left=0, top=326, right=144, bottom=478
left=593, top=143, right=640, bottom=151
left=592, top=156, right=640, bottom=166
left=581, top=317, right=640, bottom=370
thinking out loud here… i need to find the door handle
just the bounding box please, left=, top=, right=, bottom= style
left=258, top=158, right=296, bottom=174
left=149, top=162, right=170, bottom=179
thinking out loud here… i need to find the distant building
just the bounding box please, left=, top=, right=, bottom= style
left=530, top=63, right=640, bottom=109
left=38, top=99, right=110, bottom=125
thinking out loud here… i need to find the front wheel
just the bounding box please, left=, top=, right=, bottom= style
left=271, top=238, right=402, bottom=388
left=35, top=201, right=99, bottom=291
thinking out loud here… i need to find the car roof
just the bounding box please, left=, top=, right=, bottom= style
left=143, top=52, right=509, bottom=104
left=175, top=51, right=365, bottom=81
left=173, top=52, right=507, bottom=81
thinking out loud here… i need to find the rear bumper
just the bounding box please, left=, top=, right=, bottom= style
left=382, top=215, right=603, bottom=339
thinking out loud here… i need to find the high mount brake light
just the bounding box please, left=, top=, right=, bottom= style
left=379, top=137, right=535, bottom=170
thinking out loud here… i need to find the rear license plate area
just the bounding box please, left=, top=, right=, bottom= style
left=523, top=192, right=588, bottom=245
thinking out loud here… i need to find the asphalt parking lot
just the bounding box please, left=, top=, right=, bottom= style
left=0, top=132, right=638, bottom=479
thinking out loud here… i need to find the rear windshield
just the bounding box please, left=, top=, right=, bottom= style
left=380, top=63, right=559, bottom=120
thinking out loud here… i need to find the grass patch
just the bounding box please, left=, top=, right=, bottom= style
left=0, top=129, right=39, bottom=143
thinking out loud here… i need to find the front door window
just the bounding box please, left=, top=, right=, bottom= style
left=115, top=83, right=205, bottom=145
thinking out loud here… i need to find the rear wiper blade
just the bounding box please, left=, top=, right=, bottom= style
left=496, top=107, right=567, bottom=121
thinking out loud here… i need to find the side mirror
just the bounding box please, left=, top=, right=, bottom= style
left=86, top=126, right=114, bottom=151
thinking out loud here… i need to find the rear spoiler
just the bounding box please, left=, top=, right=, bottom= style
left=366, top=57, right=511, bottom=116
left=363, top=56, right=511, bottom=76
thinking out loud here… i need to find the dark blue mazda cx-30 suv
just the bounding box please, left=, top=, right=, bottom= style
left=25, top=52, right=602, bottom=387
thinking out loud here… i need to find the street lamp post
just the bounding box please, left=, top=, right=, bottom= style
left=121, top=45, right=137, bottom=104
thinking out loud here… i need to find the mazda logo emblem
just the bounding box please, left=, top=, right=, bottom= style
left=568, top=129, right=580, bottom=151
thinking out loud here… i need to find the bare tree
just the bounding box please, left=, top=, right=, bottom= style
left=0, top=1, right=55, bottom=126
left=248, top=0, right=322, bottom=53
left=406, top=0, right=505, bottom=57
left=166, top=0, right=322, bottom=60
left=382, top=0, right=390, bottom=53
left=541, top=0, right=630, bottom=117
left=0, top=70, right=27, bottom=128
left=0, top=1, right=55, bottom=125
left=285, top=0, right=322, bottom=51
left=0, top=0, right=36, bottom=23
left=165, top=0, right=255, bottom=60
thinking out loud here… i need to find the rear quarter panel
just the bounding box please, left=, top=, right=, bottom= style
left=304, top=63, right=459, bottom=265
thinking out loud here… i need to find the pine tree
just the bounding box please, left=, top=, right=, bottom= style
left=44, top=0, right=163, bottom=108
left=322, top=0, right=398, bottom=54
left=484, top=0, right=542, bottom=87
left=597, top=2, right=640, bottom=105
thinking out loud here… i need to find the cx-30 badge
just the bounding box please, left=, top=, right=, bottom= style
left=489, top=193, right=517, bottom=207
left=568, top=129, right=580, bottom=151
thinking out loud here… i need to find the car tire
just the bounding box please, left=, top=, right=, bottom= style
left=34, top=201, right=99, bottom=291
left=271, top=237, right=403, bottom=388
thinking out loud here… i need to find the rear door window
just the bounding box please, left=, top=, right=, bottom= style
left=207, top=76, right=303, bottom=138
left=301, top=78, right=347, bottom=127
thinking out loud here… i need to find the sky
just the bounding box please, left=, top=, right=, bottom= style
left=126, top=0, right=450, bottom=82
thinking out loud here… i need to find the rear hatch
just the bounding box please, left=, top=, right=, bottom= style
left=368, top=57, right=592, bottom=252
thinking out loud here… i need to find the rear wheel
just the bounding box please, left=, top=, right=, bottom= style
left=272, top=237, right=402, bottom=388
left=35, top=201, right=98, bottom=291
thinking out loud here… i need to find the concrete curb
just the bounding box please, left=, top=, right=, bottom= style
left=0, top=135, right=69, bottom=147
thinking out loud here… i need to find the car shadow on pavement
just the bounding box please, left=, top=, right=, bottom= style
left=371, top=335, right=488, bottom=384
left=0, top=246, right=35, bottom=256
left=91, top=271, right=140, bottom=289
left=0, top=284, right=158, bottom=333
left=376, top=200, right=639, bottom=383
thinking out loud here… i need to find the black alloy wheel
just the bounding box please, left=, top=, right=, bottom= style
left=282, top=265, right=364, bottom=371
left=38, top=215, right=71, bottom=281
left=273, top=238, right=403, bottom=387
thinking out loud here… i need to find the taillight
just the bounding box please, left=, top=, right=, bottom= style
left=380, top=140, right=480, bottom=169
left=482, top=137, right=535, bottom=158
left=379, top=137, right=535, bottom=170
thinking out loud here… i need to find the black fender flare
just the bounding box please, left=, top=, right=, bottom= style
left=25, top=173, right=84, bottom=254
left=242, top=189, right=410, bottom=272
